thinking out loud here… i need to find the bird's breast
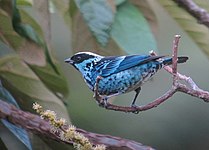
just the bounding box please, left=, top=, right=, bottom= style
left=94, top=62, right=160, bottom=96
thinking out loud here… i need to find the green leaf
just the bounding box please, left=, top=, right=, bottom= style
left=30, top=64, right=69, bottom=100
left=69, top=0, right=77, bottom=18
left=1, top=120, right=32, bottom=150
left=111, top=1, right=157, bottom=54
left=0, top=3, right=46, bottom=66
left=0, top=84, right=32, bottom=150
left=15, top=23, right=43, bottom=45
left=0, top=55, right=70, bottom=121
left=18, top=9, right=43, bottom=38
left=75, top=0, right=115, bottom=46
left=1, top=1, right=69, bottom=98
left=0, top=83, right=19, bottom=107
left=72, top=12, right=124, bottom=55
left=0, top=123, right=29, bottom=150
left=0, top=56, right=71, bottom=149
left=12, top=0, right=43, bottom=46
left=11, top=1, right=60, bottom=73
left=0, top=138, right=7, bottom=150
left=129, top=0, right=158, bottom=36
left=0, top=1, right=46, bottom=66
left=158, top=0, right=209, bottom=58
left=17, top=0, right=33, bottom=6
left=0, top=9, right=23, bottom=49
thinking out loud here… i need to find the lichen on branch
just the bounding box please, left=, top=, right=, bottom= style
left=32, top=102, right=106, bottom=150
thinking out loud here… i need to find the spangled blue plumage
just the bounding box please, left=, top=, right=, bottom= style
left=65, top=52, right=188, bottom=106
left=97, top=55, right=165, bottom=77
left=97, top=62, right=159, bottom=95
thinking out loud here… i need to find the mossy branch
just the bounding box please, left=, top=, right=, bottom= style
left=0, top=99, right=154, bottom=150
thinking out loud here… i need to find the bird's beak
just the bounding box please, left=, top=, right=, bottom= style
left=64, top=58, right=74, bottom=64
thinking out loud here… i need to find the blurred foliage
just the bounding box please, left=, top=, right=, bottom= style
left=74, top=0, right=115, bottom=46
left=0, top=83, right=32, bottom=150
left=158, top=0, right=209, bottom=58
left=110, top=1, right=157, bottom=53
left=0, top=0, right=209, bottom=149
left=0, top=0, right=71, bottom=149
left=71, top=0, right=158, bottom=54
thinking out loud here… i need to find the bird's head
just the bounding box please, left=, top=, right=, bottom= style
left=65, top=52, right=103, bottom=73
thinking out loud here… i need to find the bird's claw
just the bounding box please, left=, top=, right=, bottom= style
left=98, top=102, right=109, bottom=108
left=132, top=110, right=140, bottom=114
left=131, top=103, right=138, bottom=107
left=131, top=104, right=140, bottom=114
left=98, top=97, right=108, bottom=108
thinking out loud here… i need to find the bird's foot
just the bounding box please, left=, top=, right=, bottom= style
left=131, top=104, right=140, bottom=114
left=98, top=97, right=109, bottom=108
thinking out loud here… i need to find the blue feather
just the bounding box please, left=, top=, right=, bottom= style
left=97, top=55, right=165, bottom=77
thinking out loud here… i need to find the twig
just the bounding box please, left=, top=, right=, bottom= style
left=163, top=66, right=204, bottom=91
left=94, top=87, right=177, bottom=112
left=172, top=35, right=180, bottom=85
left=0, top=100, right=154, bottom=150
left=173, top=0, right=209, bottom=27
left=93, top=35, right=209, bottom=113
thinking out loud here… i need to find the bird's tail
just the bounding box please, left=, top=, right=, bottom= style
left=163, top=56, right=189, bottom=66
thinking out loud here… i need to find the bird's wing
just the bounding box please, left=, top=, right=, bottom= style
left=98, top=55, right=165, bottom=77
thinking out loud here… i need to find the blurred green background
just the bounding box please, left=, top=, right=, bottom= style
left=1, top=0, right=209, bottom=150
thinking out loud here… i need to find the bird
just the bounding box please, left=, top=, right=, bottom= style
left=65, top=52, right=188, bottom=107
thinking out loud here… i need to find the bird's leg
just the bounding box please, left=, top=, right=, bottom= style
left=131, top=87, right=141, bottom=107
left=93, top=76, right=108, bottom=107
left=101, top=96, right=108, bottom=108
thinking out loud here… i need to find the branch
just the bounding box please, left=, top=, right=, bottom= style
left=0, top=99, right=154, bottom=150
left=93, top=35, right=209, bottom=113
left=171, top=34, right=179, bottom=85
left=173, top=0, right=209, bottom=27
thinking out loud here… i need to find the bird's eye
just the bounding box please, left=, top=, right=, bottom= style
left=75, top=56, right=81, bottom=62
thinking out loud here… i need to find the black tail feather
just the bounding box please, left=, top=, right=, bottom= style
left=177, top=56, right=189, bottom=63
left=163, top=56, right=189, bottom=66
